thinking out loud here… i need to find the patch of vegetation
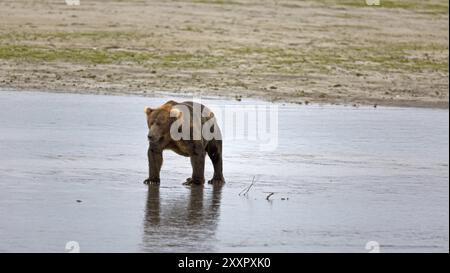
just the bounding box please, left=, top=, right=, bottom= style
left=153, top=52, right=227, bottom=69
left=361, top=42, right=449, bottom=72
left=382, top=0, right=449, bottom=14
left=0, top=45, right=153, bottom=64
left=0, top=44, right=228, bottom=69
left=181, top=26, right=203, bottom=33
left=0, top=36, right=447, bottom=74
left=191, top=0, right=242, bottom=5
left=313, top=0, right=449, bottom=15
left=226, top=42, right=449, bottom=74
left=0, top=31, right=145, bottom=43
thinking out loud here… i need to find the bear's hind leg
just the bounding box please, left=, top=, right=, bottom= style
left=183, top=151, right=206, bottom=185
left=207, top=140, right=225, bottom=185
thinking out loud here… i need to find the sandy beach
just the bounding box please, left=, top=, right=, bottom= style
left=0, top=0, right=449, bottom=107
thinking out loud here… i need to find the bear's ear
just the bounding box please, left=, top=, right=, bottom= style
left=165, top=100, right=177, bottom=106
left=144, top=107, right=153, bottom=115
left=170, top=108, right=182, bottom=119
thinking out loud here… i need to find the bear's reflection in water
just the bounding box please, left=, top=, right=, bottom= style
left=142, top=184, right=223, bottom=252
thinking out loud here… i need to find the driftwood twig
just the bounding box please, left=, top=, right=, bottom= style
left=239, top=176, right=256, bottom=196
left=266, top=192, right=274, bottom=200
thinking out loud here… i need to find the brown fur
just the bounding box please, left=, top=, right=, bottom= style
left=143, top=100, right=225, bottom=185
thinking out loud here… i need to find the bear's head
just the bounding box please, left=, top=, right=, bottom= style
left=144, top=100, right=182, bottom=143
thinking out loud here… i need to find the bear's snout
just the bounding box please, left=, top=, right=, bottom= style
left=148, top=134, right=157, bottom=142
left=148, top=132, right=162, bottom=143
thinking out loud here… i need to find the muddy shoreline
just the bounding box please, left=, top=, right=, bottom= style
left=2, top=86, right=449, bottom=109
left=0, top=0, right=448, bottom=108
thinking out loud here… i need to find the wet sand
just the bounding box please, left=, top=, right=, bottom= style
left=0, top=0, right=448, bottom=108
left=0, top=90, right=448, bottom=252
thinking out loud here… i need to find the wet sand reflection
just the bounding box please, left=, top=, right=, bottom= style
left=142, top=184, right=223, bottom=252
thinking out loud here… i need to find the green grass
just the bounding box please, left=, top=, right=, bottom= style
left=313, top=0, right=449, bottom=15
left=226, top=43, right=449, bottom=74
left=191, top=0, right=242, bottom=5
left=154, top=52, right=227, bottom=69
left=0, top=44, right=228, bottom=69
left=0, top=31, right=145, bottom=43
left=180, top=26, right=203, bottom=33
left=0, top=45, right=153, bottom=64
left=0, top=40, right=447, bottom=74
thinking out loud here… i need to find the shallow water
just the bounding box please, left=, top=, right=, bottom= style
left=0, top=90, right=448, bottom=253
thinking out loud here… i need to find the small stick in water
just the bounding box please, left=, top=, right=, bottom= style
left=266, top=192, right=274, bottom=200
left=239, top=176, right=256, bottom=196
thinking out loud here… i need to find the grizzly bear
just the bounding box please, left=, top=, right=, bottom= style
left=143, top=100, right=225, bottom=185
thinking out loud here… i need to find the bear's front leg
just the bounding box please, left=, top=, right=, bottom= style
left=183, top=151, right=206, bottom=185
left=144, top=145, right=163, bottom=185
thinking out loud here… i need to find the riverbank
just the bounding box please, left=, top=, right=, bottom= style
left=0, top=0, right=448, bottom=108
